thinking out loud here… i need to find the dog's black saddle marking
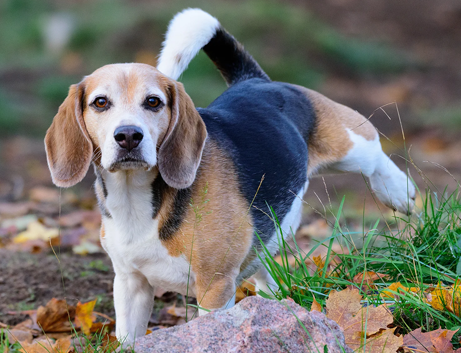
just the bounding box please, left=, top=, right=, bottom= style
left=198, top=78, right=315, bottom=246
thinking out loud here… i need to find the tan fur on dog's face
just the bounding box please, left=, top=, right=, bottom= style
left=45, top=63, right=207, bottom=189
left=83, top=63, right=171, bottom=172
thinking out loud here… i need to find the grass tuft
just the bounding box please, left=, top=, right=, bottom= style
left=259, top=189, right=461, bottom=338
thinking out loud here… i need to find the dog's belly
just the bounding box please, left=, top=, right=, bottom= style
left=102, top=218, right=196, bottom=296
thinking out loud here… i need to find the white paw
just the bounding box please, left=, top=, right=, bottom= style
left=370, top=168, right=415, bottom=215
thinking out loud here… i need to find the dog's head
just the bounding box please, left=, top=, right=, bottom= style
left=45, top=63, right=207, bottom=189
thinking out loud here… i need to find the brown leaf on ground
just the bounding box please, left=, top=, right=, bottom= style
left=98, top=333, right=120, bottom=353
left=402, top=327, right=434, bottom=352
left=19, top=337, right=71, bottom=353
left=90, top=312, right=115, bottom=334
left=402, top=327, right=458, bottom=352
left=36, top=298, right=75, bottom=333
left=12, top=316, right=40, bottom=332
left=344, top=304, right=393, bottom=338
left=326, top=288, right=363, bottom=327
left=352, top=271, right=389, bottom=285
left=326, top=288, right=399, bottom=352
left=310, top=297, right=322, bottom=312
left=347, top=327, right=403, bottom=353
left=7, top=328, right=33, bottom=344
left=74, top=299, right=97, bottom=335
left=236, top=280, right=256, bottom=303
left=432, top=329, right=455, bottom=352
left=54, top=336, right=72, bottom=353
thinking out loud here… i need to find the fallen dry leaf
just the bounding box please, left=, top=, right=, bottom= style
left=347, top=327, right=402, bottom=353
left=432, top=329, right=455, bottom=352
left=13, top=221, right=59, bottom=244
left=310, top=297, right=322, bottom=312
left=403, top=327, right=458, bottom=353
left=402, top=327, right=434, bottom=352
left=326, top=288, right=399, bottom=352
left=236, top=280, right=256, bottom=303
left=381, top=282, right=419, bottom=299
left=7, top=328, right=33, bottom=344
left=75, top=299, right=97, bottom=335
left=18, top=336, right=71, bottom=353
left=326, top=288, right=363, bottom=328
left=427, top=282, right=453, bottom=313
left=36, top=298, right=75, bottom=333
left=98, top=333, right=120, bottom=353
left=352, top=271, right=389, bottom=285
left=344, top=304, right=393, bottom=338
left=313, top=255, right=326, bottom=275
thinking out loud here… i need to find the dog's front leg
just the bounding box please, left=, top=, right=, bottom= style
left=113, top=272, right=154, bottom=347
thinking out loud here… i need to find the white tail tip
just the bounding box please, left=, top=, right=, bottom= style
left=157, top=8, right=220, bottom=80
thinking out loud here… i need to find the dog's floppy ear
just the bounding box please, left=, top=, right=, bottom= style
left=45, top=83, right=93, bottom=188
left=158, top=81, right=207, bottom=189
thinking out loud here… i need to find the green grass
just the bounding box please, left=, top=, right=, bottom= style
left=258, top=189, right=461, bottom=341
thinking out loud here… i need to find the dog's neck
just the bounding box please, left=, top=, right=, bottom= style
left=93, top=165, right=192, bottom=242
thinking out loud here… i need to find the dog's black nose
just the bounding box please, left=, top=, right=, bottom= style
left=114, top=125, right=144, bottom=151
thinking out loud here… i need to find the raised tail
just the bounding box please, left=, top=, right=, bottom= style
left=157, top=8, right=270, bottom=86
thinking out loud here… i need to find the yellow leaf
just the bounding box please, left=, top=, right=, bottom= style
left=313, top=255, right=325, bottom=275
left=426, top=282, right=453, bottom=313
left=380, top=282, right=418, bottom=299
left=75, top=299, right=97, bottom=335
left=451, top=280, right=461, bottom=316
left=13, top=222, right=59, bottom=243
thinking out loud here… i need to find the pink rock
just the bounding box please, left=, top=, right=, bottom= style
left=135, top=296, right=352, bottom=353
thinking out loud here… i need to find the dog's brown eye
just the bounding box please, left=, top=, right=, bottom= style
left=94, top=97, right=108, bottom=108
left=146, top=96, right=160, bottom=108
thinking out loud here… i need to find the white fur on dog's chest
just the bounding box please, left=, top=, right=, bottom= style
left=101, top=170, right=195, bottom=295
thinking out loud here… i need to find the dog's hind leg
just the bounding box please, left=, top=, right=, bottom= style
left=324, top=129, right=415, bottom=214
left=299, top=86, right=415, bottom=214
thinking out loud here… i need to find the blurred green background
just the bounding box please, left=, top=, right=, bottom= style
left=1, top=0, right=461, bottom=212
left=3, top=0, right=458, bottom=135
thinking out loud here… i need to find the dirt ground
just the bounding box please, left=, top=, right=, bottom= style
left=2, top=0, right=461, bottom=325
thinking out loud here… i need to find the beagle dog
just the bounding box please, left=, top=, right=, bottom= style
left=45, top=9, right=415, bottom=345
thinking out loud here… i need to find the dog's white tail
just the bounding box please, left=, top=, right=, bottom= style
left=157, top=8, right=269, bottom=86
left=157, top=9, right=220, bottom=80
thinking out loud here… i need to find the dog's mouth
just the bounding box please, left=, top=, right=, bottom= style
left=108, top=155, right=151, bottom=172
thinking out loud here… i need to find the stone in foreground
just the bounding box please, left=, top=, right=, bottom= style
left=135, top=296, right=352, bottom=353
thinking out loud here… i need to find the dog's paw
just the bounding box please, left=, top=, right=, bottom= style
left=370, top=167, right=415, bottom=215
